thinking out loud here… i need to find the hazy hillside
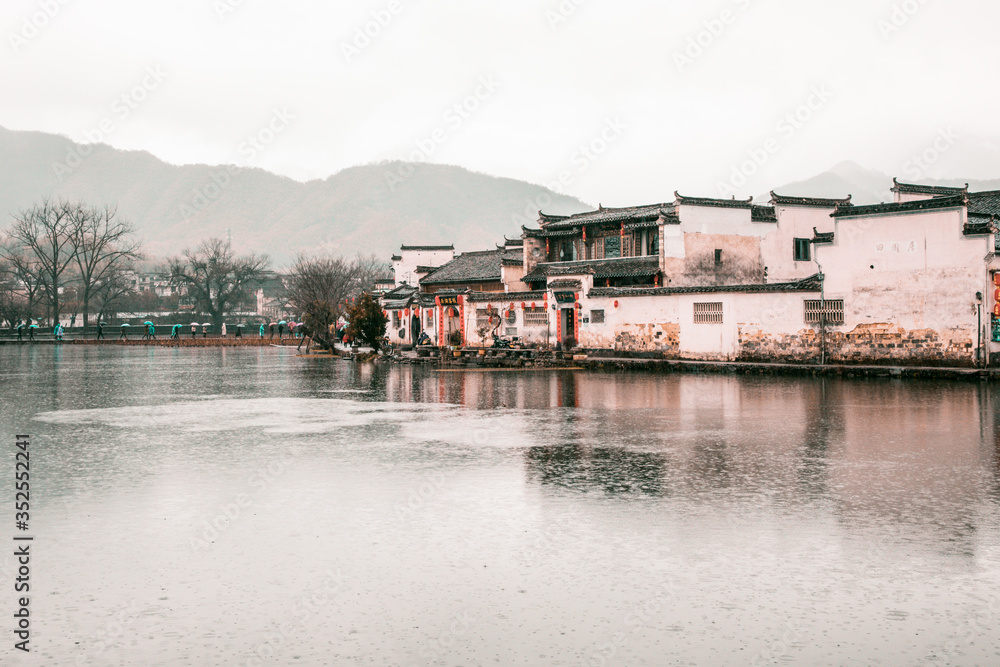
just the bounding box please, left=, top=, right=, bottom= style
left=767, top=160, right=1000, bottom=205
left=0, top=126, right=591, bottom=264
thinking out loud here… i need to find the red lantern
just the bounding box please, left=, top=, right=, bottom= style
left=614, top=300, right=619, bottom=308
left=403, top=308, right=409, bottom=317
left=531, top=302, right=536, bottom=309
left=994, top=288, right=1000, bottom=302
left=995, top=303, right=1000, bottom=317
left=994, top=272, right=1000, bottom=287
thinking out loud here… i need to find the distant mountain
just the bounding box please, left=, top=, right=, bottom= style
left=766, top=160, right=1000, bottom=205
left=0, top=126, right=591, bottom=264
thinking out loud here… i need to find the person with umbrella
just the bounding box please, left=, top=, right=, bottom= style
left=54, top=323, right=64, bottom=341
left=15, top=320, right=24, bottom=342
left=97, top=320, right=106, bottom=340
left=27, top=321, right=37, bottom=341
left=201, top=323, right=209, bottom=338
left=142, top=321, right=155, bottom=340
left=191, top=322, right=198, bottom=338
left=171, top=323, right=182, bottom=339
left=278, top=320, right=287, bottom=339
left=268, top=322, right=276, bottom=339
left=235, top=323, right=244, bottom=339
left=119, top=323, right=129, bottom=340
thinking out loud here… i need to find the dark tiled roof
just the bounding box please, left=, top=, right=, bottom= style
left=414, top=266, right=439, bottom=273
left=674, top=192, right=753, bottom=209
left=420, top=250, right=503, bottom=285
left=522, top=226, right=579, bottom=238
left=812, top=227, right=835, bottom=244
left=751, top=205, right=777, bottom=222
left=831, top=194, right=967, bottom=218
left=382, top=284, right=418, bottom=298
left=522, top=256, right=660, bottom=283
left=502, top=237, right=524, bottom=247
left=891, top=178, right=968, bottom=196
left=964, top=212, right=996, bottom=236
left=539, top=203, right=671, bottom=230
left=769, top=192, right=852, bottom=208
left=623, top=220, right=660, bottom=230
left=588, top=274, right=822, bottom=298
left=967, top=191, right=1000, bottom=217
left=400, top=245, right=454, bottom=251
left=465, top=290, right=548, bottom=303
left=501, top=248, right=523, bottom=266
left=391, top=255, right=402, bottom=261
left=548, top=279, right=582, bottom=289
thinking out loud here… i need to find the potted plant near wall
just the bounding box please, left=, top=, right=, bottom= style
left=449, top=329, right=463, bottom=355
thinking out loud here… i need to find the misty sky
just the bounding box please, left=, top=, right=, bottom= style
left=3, top=0, right=999, bottom=205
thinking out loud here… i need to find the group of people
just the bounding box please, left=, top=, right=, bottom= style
left=9, top=318, right=314, bottom=344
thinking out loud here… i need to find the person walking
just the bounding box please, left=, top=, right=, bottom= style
left=191, top=323, right=197, bottom=339
left=259, top=323, right=265, bottom=338
left=221, top=322, right=227, bottom=338
left=54, top=323, right=64, bottom=341
left=27, top=321, right=35, bottom=341
left=70, top=314, right=76, bottom=328
left=235, top=323, right=243, bottom=339
left=119, top=323, right=129, bottom=340
left=15, top=320, right=24, bottom=342
left=97, top=321, right=105, bottom=340
left=171, top=324, right=182, bottom=339
left=148, top=323, right=156, bottom=340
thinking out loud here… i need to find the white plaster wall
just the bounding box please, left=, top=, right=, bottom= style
left=394, top=249, right=454, bottom=287
left=762, top=206, right=837, bottom=283
left=817, top=208, right=988, bottom=339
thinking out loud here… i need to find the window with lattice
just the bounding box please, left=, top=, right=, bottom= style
left=803, top=299, right=844, bottom=325
left=523, top=307, right=547, bottom=326
left=693, top=302, right=723, bottom=324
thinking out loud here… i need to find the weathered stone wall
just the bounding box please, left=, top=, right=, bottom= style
left=737, top=324, right=976, bottom=366
left=669, top=233, right=764, bottom=286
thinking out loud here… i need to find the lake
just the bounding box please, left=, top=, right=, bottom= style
left=1, top=345, right=998, bottom=665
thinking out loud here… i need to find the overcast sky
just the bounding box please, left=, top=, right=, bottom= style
left=3, top=0, right=999, bottom=205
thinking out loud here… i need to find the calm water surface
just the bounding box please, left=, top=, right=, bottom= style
left=1, top=346, right=999, bottom=666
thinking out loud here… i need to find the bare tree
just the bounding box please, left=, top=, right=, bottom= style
left=91, top=262, right=138, bottom=322
left=0, top=243, right=45, bottom=324
left=286, top=254, right=372, bottom=349
left=71, top=204, right=143, bottom=327
left=3, top=199, right=77, bottom=324
left=169, top=238, right=270, bottom=330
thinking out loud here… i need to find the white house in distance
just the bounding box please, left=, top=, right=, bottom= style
left=391, top=245, right=455, bottom=288
left=380, top=179, right=998, bottom=367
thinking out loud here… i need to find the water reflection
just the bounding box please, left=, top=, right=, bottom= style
left=3, top=347, right=1000, bottom=665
